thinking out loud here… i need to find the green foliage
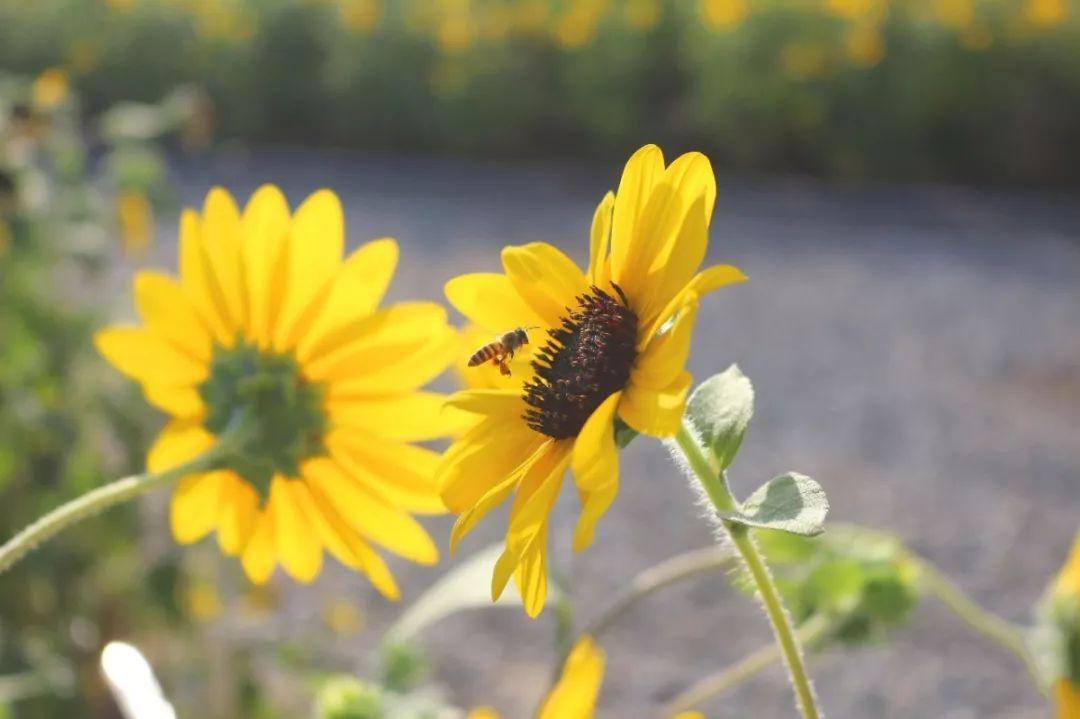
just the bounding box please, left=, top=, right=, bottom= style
left=723, top=473, right=829, bottom=537
left=1, top=0, right=1079, bottom=181
left=757, top=527, right=921, bottom=646
left=685, top=364, right=753, bottom=473
left=379, top=642, right=427, bottom=695
left=0, top=70, right=193, bottom=718
left=314, top=677, right=384, bottom=719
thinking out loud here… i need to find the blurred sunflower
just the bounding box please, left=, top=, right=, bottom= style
left=467, top=636, right=703, bottom=719
left=439, top=144, right=746, bottom=616
left=96, top=186, right=456, bottom=594
left=1052, top=533, right=1080, bottom=719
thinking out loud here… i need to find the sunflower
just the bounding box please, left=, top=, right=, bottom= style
left=438, top=144, right=746, bottom=616
left=95, top=186, right=456, bottom=595
left=466, top=636, right=704, bottom=719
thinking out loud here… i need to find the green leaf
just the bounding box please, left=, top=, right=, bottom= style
left=722, top=472, right=829, bottom=537
left=613, top=416, right=638, bottom=449
left=685, top=364, right=753, bottom=471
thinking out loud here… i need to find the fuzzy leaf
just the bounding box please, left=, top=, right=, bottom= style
left=723, top=472, right=828, bottom=536
left=685, top=364, right=753, bottom=471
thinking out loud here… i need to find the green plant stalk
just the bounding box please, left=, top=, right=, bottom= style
left=0, top=421, right=242, bottom=575
left=661, top=613, right=833, bottom=717
left=675, top=423, right=822, bottom=719
left=908, top=554, right=1043, bottom=690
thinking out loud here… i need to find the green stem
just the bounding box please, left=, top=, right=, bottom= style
left=675, top=423, right=822, bottom=719
left=661, top=613, right=833, bottom=717
left=909, top=554, right=1043, bottom=690
left=0, top=421, right=242, bottom=575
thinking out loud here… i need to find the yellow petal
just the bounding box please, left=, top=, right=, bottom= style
left=143, top=384, right=204, bottom=419
left=444, top=389, right=527, bottom=418
left=241, top=508, right=277, bottom=584
left=634, top=193, right=708, bottom=330
left=326, top=326, right=458, bottom=395
left=1055, top=678, right=1080, bottom=719
left=449, top=439, right=549, bottom=552
left=466, top=708, right=501, bottom=719
left=537, top=636, right=606, bottom=719
left=445, top=272, right=544, bottom=331
left=633, top=293, right=699, bottom=385
left=270, top=477, right=323, bottom=583
left=492, top=441, right=570, bottom=600
left=240, top=184, right=291, bottom=348
left=1054, top=532, right=1080, bottom=598
left=133, top=271, right=212, bottom=362
left=95, top=327, right=208, bottom=387
left=438, top=420, right=545, bottom=513
left=492, top=440, right=574, bottom=608
left=571, top=392, right=621, bottom=552
left=609, top=144, right=665, bottom=286
left=199, top=187, right=246, bottom=334
left=588, top=191, right=615, bottom=288
left=326, top=433, right=446, bottom=514
left=273, top=190, right=344, bottom=352
left=170, top=470, right=225, bottom=544
left=217, top=473, right=259, bottom=556
left=617, top=371, right=692, bottom=438
left=514, top=539, right=548, bottom=618
left=305, top=457, right=439, bottom=565
left=645, top=264, right=747, bottom=343
left=326, top=391, right=456, bottom=442
left=179, top=208, right=233, bottom=345
left=300, top=476, right=401, bottom=599
left=147, top=420, right=214, bottom=473
left=501, top=242, right=588, bottom=327
left=292, top=238, right=399, bottom=356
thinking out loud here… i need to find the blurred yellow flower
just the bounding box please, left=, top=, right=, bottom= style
left=95, top=186, right=456, bottom=592
left=32, top=68, right=69, bottom=111
left=934, top=0, right=975, bottom=31
left=439, top=145, right=745, bottom=616
left=117, top=189, right=155, bottom=257
left=183, top=579, right=222, bottom=621
left=469, top=636, right=605, bottom=719
left=845, top=22, right=885, bottom=68
left=699, top=0, right=748, bottom=31
left=624, top=0, right=661, bottom=32
left=554, top=0, right=607, bottom=48
left=828, top=0, right=876, bottom=20
left=322, top=595, right=364, bottom=635
left=1057, top=678, right=1080, bottom=719
left=1025, top=0, right=1069, bottom=27
left=338, top=0, right=380, bottom=33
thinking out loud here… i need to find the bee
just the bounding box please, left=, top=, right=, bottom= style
left=468, top=326, right=539, bottom=377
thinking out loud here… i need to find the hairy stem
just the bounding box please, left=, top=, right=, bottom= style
left=0, top=421, right=242, bottom=575
left=909, top=554, right=1042, bottom=689
left=661, top=613, right=833, bottom=716
left=675, top=423, right=823, bottom=719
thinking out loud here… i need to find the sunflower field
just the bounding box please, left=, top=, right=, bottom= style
left=0, top=0, right=1078, bottom=182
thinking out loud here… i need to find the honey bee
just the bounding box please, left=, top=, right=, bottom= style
left=468, top=326, right=539, bottom=376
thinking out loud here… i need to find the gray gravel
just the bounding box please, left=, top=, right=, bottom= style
left=150, top=147, right=1080, bottom=718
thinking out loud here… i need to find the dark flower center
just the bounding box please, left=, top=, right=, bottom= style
left=199, top=342, right=328, bottom=497
left=523, top=286, right=638, bottom=440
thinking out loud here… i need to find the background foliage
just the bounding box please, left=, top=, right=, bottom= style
left=0, top=0, right=1077, bottom=182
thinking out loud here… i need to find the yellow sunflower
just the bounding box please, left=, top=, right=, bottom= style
left=466, top=636, right=704, bottom=719
left=438, top=144, right=746, bottom=616
left=95, top=186, right=456, bottom=595
left=1053, top=533, right=1080, bottom=719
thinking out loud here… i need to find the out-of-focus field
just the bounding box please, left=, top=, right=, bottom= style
left=2, top=0, right=1079, bottom=182
left=102, top=146, right=1079, bottom=717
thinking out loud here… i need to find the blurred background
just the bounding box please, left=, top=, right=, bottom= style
left=1, top=0, right=1078, bottom=717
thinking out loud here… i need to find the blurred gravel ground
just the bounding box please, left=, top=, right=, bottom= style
left=131, top=147, right=1079, bottom=718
